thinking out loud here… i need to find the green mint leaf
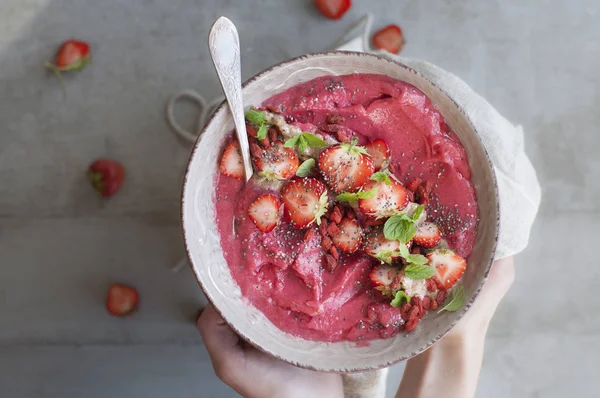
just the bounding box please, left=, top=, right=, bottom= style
left=285, top=133, right=326, bottom=153
left=390, top=290, right=410, bottom=307
left=298, top=135, right=308, bottom=153
left=438, top=285, right=466, bottom=313
left=398, top=242, right=410, bottom=258
left=407, top=254, right=428, bottom=266
left=404, top=263, right=436, bottom=280
left=336, top=187, right=378, bottom=203
left=336, top=192, right=359, bottom=203
left=371, top=172, right=391, bottom=185
left=296, top=159, right=316, bottom=177
left=411, top=204, right=424, bottom=222
left=373, top=251, right=393, bottom=264
left=245, top=109, right=266, bottom=125
left=357, top=186, right=379, bottom=199
left=302, top=133, right=327, bottom=148
left=284, top=135, right=301, bottom=149
left=315, top=191, right=329, bottom=226
left=256, top=123, right=268, bottom=140
left=383, top=214, right=417, bottom=243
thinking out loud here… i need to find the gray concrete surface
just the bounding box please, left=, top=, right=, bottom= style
left=0, top=0, right=598, bottom=397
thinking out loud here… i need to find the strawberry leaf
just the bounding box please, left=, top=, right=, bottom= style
left=390, top=290, right=410, bottom=307
left=296, top=158, right=316, bottom=177
left=404, top=263, right=436, bottom=280
left=343, top=138, right=370, bottom=156
left=438, top=285, right=466, bottom=313
left=256, top=123, right=268, bottom=140
left=246, top=109, right=266, bottom=125
left=315, top=191, right=329, bottom=226
left=371, top=171, right=391, bottom=185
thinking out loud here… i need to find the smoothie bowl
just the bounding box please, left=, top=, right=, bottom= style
left=182, top=51, right=498, bottom=372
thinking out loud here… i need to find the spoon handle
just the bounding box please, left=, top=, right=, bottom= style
left=208, top=17, right=253, bottom=181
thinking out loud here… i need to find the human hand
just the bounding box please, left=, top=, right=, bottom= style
left=396, top=257, right=515, bottom=398
left=197, top=304, right=344, bottom=398
left=445, top=256, right=515, bottom=342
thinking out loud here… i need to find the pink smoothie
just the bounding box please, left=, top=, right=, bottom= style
left=214, top=74, right=478, bottom=342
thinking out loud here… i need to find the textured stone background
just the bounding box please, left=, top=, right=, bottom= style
left=1, top=1, right=598, bottom=397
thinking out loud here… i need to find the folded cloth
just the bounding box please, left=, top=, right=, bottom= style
left=336, top=15, right=541, bottom=260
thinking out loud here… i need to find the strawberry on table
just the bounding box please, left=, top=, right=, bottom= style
left=358, top=178, right=409, bottom=219
left=219, top=141, right=244, bottom=180
left=87, top=159, right=125, bottom=198
left=364, top=139, right=390, bottom=171
left=315, top=0, right=352, bottom=20
left=45, top=40, right=91, bottom=79
left=318, top=139, right=374, bottom=193
left=253, top=141, right=299, bottom=180
left=106, top=284, right=139, bottom=316
left=427, top=249, right=467, bottom=290
left=372, top=25, right=405, bottom=54
left=248, top=194, right=281, bottom=233
left=413, top=221, right=442, bottom=248
left=330, top=217, right=362, bottom=253
left=281, top=178, right=329, bottom=228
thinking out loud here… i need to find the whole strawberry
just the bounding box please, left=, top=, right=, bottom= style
left=87, top=159, right=126, bottom=198
left=45, top=40, right=91, bottom=80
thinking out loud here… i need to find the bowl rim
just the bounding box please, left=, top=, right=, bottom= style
left=181, top=50, right=499, bottom=372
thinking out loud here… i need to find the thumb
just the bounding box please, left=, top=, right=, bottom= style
left=197, top=304, right=245, bottom=380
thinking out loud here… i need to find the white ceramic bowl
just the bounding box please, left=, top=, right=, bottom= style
left=182, top=51, right=499, bottom=372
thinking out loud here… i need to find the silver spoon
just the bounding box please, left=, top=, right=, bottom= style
left=208, top=17, right=253, bottom=181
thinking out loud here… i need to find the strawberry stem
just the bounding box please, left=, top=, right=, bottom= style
left=44, top=61, right=66, bottom=98
left=87, top=171, right=105, bottom=194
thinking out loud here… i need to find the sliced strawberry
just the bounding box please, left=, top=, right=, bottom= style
left=369, top=264, right=399, bottom=288
left=427, top=249, right=467, bottom=290
left=253, top=141, right=299, bottom=180
left=318, top=140, right=375, bottom=193
left=358, top=179, right=409, bottom=218
left=315, top=0, right=352, bottom=20
left=106, top=284, right=139, bottom=316
left=372, top=24, right=405, bottom=54
left=219, top=141, right=244, bottom=180
left=414, top=222, right=441, bottom=248
left=330, top=217, right=362, bottom=253
left=364, top=139, right=390, bottom=171
left=248, top=194, right=281, bottom=233
left=363, top=227, right=401, bottom=257
left=281, top=178, right=329, bottom=228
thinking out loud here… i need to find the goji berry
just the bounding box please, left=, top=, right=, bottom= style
left=405, top=318, right=419, bottom=332
left=330, top=246, right=340, bottom=260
